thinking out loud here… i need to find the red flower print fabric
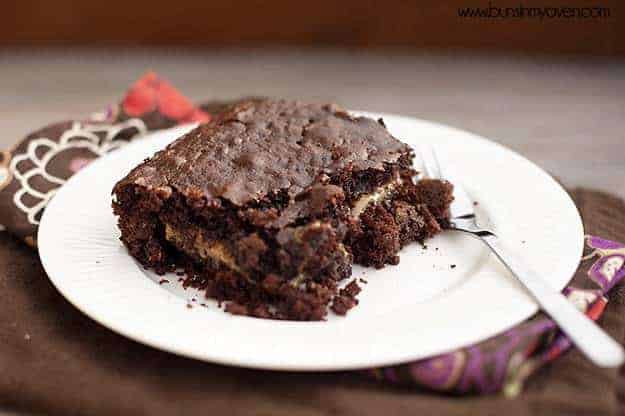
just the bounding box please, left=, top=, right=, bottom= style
left=122, top=71, right=211, bottom=124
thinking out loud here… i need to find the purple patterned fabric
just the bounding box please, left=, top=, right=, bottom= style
left=369, top=235, right=619, bottom=396
left=584, top=236, right=625, bottom=291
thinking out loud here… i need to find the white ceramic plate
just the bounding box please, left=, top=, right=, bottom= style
left=39, top=113, right=584, bottom=371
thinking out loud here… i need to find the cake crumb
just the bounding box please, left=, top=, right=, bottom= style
left=473, top=201, right=479, bottom=206
left=450, top=264, right=456, bottom=269
left=331, top=279, right=361, bottom=315
left=331, top=295, right=358, bottom=315
left=24, top=333, right=31, bottom=341
left=359, top=278, right=368, bottom=284
left=341, top=279, right=361, bottom=297
left=158, top=279, right=169, bottom=285
left=186, top=303, right=193, bottom=309
left=225, top=302, right=248, bottom=315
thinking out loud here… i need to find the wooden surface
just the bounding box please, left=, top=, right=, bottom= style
left=0, top=49, right=623, bottom=199
left=4, top=1, right=625, bottom=56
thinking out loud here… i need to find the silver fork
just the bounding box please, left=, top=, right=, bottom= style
left=421, top=146, right=625, bottom=368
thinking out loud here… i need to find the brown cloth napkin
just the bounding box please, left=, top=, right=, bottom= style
left=0, top=188, right=622, bottom=416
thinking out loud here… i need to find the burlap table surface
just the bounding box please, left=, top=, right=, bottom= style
left=0, top=188, right=622, bottom=416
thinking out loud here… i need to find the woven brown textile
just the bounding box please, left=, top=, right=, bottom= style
left=0, top=188, right=623, bottom=416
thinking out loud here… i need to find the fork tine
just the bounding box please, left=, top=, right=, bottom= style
left=420, top=145, right=442, bottom=179
left=429, top=148, right=476, bottom=219
left=430, top=149, right=445, bottom=179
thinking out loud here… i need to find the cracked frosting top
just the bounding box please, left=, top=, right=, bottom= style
left=115, top=99, right=411, bottom=206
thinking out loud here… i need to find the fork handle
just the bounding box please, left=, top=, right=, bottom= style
left=470, top=231, right=624, bottom=368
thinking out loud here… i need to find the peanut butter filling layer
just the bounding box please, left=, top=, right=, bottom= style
left=164, top=223, right=242, bottom=273
left=351, top=174, right=402, bottom=218
left=164, top=222, right=348, bottom=285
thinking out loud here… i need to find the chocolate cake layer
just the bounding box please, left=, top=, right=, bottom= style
left=116, top=99, right=410, bottom=206
left=112, top=99, right=453, bottom=320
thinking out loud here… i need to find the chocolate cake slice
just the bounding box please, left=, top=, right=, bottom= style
left=112, top=99, right=453, bottom=320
